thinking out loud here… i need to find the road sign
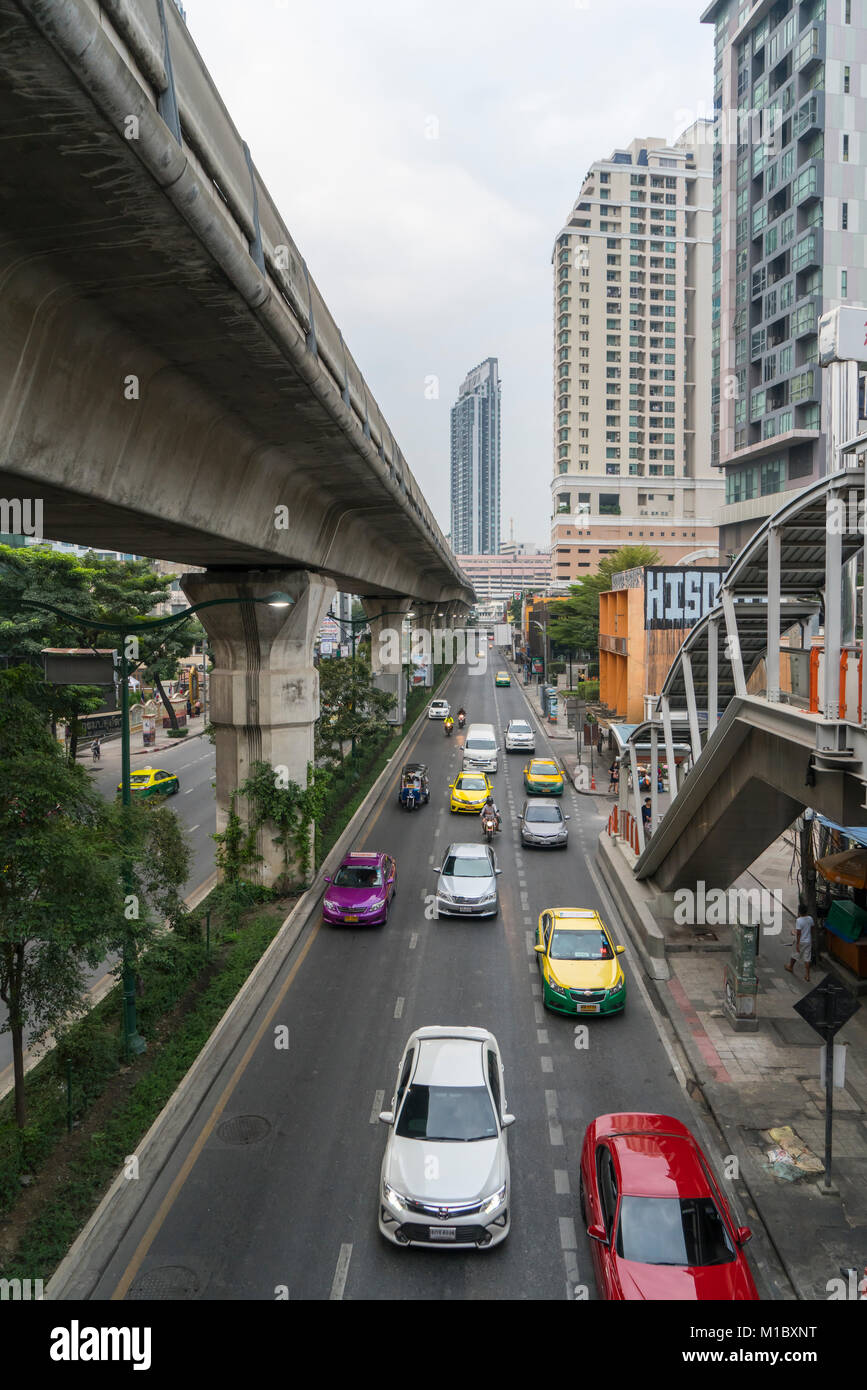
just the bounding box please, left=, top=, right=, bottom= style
left=819, top=305, right=867, bottom=366
left=793, top=977, right=860, bottom=1041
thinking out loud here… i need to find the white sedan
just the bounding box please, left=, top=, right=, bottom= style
left=378, top=1026, right=514, bottom=1248
left=428, top=699, right=451, bottom=719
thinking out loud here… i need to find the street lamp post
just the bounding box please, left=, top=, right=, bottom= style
left=13, top=590, right=294, bottom=1059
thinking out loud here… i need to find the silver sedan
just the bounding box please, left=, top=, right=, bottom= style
left=518, top=798, right=570, bottom=848
left=433, top=842, right=501, bottom=918
left=378, top=1026, right=514, bottom=1248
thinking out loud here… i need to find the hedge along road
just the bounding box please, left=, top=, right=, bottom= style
left=76, top=656, right=696, bottom=1301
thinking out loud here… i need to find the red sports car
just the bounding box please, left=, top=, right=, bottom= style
left=579, top=1112, right=759, bottom=1300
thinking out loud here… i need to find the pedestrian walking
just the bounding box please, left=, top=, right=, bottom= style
left=641, top=797, right=652, bottom=837
left=608, top=762, right=619, bottom=794
left=785, top=901, right=814, bottom=983
left=186, top=697, right=192, bottom=718
left=91, top=737, right=101, bottom=762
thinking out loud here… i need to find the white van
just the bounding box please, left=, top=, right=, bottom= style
left=462, top=722, right=499, bottom=774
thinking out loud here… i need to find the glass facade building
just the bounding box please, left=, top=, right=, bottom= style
left=450, top=357, right=502, bottom=555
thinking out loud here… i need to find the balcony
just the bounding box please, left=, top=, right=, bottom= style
left=791, top=296, right=819, bottom=338
left=794, top=93, right=823, bottom=139
left=792, top=233, right=819, bottom=272
left=794, top=25, right=823, bottom=74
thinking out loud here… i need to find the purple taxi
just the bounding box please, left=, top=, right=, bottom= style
left=322, top=851, right=397, bottom=926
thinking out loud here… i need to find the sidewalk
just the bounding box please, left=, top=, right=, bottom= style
left=601, top=821, right=867, bottom=1300
left=77, top=714, right=209, bottom=766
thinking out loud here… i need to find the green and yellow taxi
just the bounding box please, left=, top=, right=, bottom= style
left=535, top=909, right=627, bottom=1016
left=523, top=757, right=564, bottom=795
left=495, top=670, right=511, bottom=687
left=449, top=770, right=493, bottom=813
left=118, top=766, right=180, bottom=799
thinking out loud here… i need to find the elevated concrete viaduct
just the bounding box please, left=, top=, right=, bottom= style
left=0, top=0, right=473, bottom=880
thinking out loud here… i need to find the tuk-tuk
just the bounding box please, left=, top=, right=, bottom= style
left=398, top=762, right=430, bottom=811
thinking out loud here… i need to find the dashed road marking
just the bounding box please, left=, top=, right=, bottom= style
left=184, top=788, right=195, bottom=794
left=525, top=930, right=534, bottom=953
left=534, top=1002, right=544, bottom=1024
left=564, top=1250, right=580, bottom=1298
left=394, top=997, right=405, bottom=1019
left=329, top=1243, right=353, bottom=1300
left=537, top=1029, right=549, bottom=1045
left=520, top=892, right=529, bottom=911
left=541, top=1056, right=553, bottom=1073
left=554, top=1169, right=570, bottom=1194
left=409, top=932, right=418, bottom=950
left=559, top=1216, right=578, bottom=1250
left=545, top=1090, right=563, bottom=1146
left=188, top=824, right=200, bottom=833
left=531, top=982, right=541, bottom=997
left=370, top=1090, right=385, bottom=1124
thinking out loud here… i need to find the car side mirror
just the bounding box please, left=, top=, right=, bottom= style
left=449, top=783, right=455, bottom=789
left=378, top=1110, right=395, bottom=1125
left=323, top=875, right=332, bottom=884
left=495, top=868, right=502, bottom=875
left=736, top=1226, right=752, bottom=1246
left=615, top=944, right=625, bottom=955
left=587, top=1223, right=609, bottom=1246
left=565, top=814, right=571, bottom=820
left=534, top=944, right=545, bottom=954
left=501, top=1113, right=516, bottom=1128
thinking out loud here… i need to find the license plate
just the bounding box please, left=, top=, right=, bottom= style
left=344, top=915, right=359, bottom=922
left=579, top=1003, right=600, bottom=1014
left=429, top=1226, right=456, bottom=1241
left=457, top=906, right=474, bottom=913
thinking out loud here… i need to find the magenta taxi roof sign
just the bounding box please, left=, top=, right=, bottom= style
left=819, top=305, right=867, bottom=366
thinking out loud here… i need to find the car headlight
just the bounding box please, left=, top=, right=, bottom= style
left=479, top=890, right=497, bottom=903
left=482, top=1184, right=507, bottom=1215
left=437, top=887, right=454, bottom=902
left=324, top=900, right=340, bottom=912
left=607, top=976, right=625, bottom=995
left=383, top=1182, right=408, bottom=1213
left=547, top=979, right=568, bottom=997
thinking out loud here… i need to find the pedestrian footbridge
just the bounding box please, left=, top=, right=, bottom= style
left=608, top=469, right=867, bottom=892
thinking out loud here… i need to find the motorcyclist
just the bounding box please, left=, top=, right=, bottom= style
left=444, top=715, right=454, bottom=735
left=457, top=706, right=466, bottom=724
left=480, top=794, right=500, bottom=831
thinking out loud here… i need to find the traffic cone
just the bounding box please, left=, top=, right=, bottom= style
left=590, top=773, right=596, bottom=790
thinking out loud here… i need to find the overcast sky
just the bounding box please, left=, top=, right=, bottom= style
left=186, top=1, right=715, bottom=548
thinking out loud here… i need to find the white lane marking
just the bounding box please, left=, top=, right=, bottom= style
left=428, top=854, right=435, bottom=865
left=560, top=1217, right=578, bottom=1250
left=329, top=1244, right=353, bottom=1300
left=528, top=963, right=537, bottom=975
left=184, top=788, right=195, bottom=794
left=520, top=892, right=529, bottom=911
left=409, top=933, right=418, bottom=950
left=188, top=824, right=200, bottom=834
left=584, top=853, right=689, bottom=1091
left=554, top=1169, right=570, bottom=1195
left=525, top=930, right=533, bottom=953
left=524, top=916, right=533, bottom=926
left=534, top=1002, right=544, bottom=1024
left=433, top=827, right=441, bottom=838
left=370, top=1090, right=385, bottom=1124
left=394, top=997, right=405, bottom=1019
left=537, top=1029, right=549, bottom=1045
left=564, top=1250, right=580, bottom=1299
left=541, top=1056, right=554, bottom=1073
left=531, top=982, right=541, bottom=997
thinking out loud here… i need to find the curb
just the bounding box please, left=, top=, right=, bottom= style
left=46, top=667, right=458, bottom=1299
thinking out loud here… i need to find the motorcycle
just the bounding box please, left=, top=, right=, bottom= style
left=457, top=712, right=466, bottom=729
left=444, top=720, right=454, bottom=737
left=481, top=811, right=498, bottom=843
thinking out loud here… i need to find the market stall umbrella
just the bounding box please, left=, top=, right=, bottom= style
left=816, top=847, right=867, bottom=890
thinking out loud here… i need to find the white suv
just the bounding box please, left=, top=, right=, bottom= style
left=428, top=699, right=450, bottom=719
left=378, top=1026, right=514, bottom=1248
left=505, top=718, right=535, bottom=753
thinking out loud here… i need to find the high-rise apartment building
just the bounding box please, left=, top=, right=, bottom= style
left=550, top=129, right=723, bottom=587
left=703, top=0, right=867, bottom=555
left=450, top=357, right=501, bottom=555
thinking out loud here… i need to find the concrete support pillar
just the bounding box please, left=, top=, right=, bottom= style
left=650, top=722, right=659, bottom=831
left=682, top=653, right=702, bottom=767
left=766, top=525, right=781, bottom=703
left=181, top=568, right=334, bottom=887
left=362, top=597, right=413, bottom=675
left=661, top=695, right=677, bottom=803
left=707, top=617, right=719, bottom=736
left=411, top=601, right=442, bottom=678
left=824, top=489, right=843, bottom=720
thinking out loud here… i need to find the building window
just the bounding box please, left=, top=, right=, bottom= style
left=844, top=66, right=851, bottom=94
left=842, top=269, right=848, bottom=297
left=843, top=134, right=849, bottom=162
left=842, top=202, right=848, bottom=230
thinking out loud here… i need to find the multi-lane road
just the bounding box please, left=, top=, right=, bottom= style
left=82, top=657, right=760, bottom=1302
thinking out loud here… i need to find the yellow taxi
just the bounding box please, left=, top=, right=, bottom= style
left=117, top=766, right=180, bottom=798
left=535, top=909, right=627, bottom=1016
left=495, top=670, right=511, bottom=687
left=449, top=770, right=493, bottom=813
left=523, top=757, right=564, bottom=796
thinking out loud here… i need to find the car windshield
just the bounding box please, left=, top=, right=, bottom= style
left=443, top=856, right=491, bottom=878
left=615, top=1195, right=736, bottom=1267
left=333, top=866, right=383, bottom=888
left=550, top=929, right=612, bottom=960
left=130, top=774, right=151, bottom=783
left=466, top=739, right=496, bottom=752
left=396, top=1084, right=497, bottom=1141
left=531, top=763, right=557, bottom=775
left=510, top=723, right=531, bottom=734
left=458, top=777, right=487, bottom=791
left=526, top=806, right=562, bottom=823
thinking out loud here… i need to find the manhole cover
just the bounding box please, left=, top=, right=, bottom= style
left=128, top=1265, right=200, bottom=1300
left=216, top=1114, right=271, bottom=1146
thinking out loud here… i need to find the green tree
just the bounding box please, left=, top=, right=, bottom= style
left=0, top=667, right=189, bottom=1127
left=316, top=655, right=396, bottom=765
left=547, top=545, right=661, bottom=656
